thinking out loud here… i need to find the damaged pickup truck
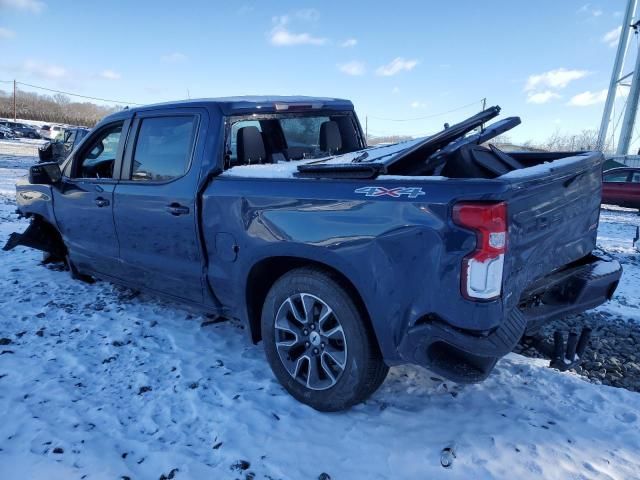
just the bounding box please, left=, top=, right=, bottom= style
left=5, top=96, right=622, bottom=411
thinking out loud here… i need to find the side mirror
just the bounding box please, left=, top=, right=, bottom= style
left=29, top=162, right=62, bottom=185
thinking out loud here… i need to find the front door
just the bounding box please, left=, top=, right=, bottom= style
left=53, top=120, right=128, bottom=276
left=112, top=109, right=207, bottom=303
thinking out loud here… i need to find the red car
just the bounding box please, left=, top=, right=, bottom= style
left=602, top=167, right=640, bottom=209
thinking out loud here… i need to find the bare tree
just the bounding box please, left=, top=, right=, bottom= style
left=0, top=88, right=122, bottom=126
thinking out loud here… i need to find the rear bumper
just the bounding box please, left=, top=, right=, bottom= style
left=397, top=255, right=622, bottom=383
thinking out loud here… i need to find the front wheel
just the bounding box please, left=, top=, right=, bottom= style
left=261, top=267, right=388, bottom=411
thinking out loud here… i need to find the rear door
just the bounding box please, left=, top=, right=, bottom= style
left=113, top=108, right=207, bottom=303
left=52, top=119, right=129, bottom=276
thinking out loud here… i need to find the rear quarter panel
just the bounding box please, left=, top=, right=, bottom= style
left=201, top=176, right=512, bottom=362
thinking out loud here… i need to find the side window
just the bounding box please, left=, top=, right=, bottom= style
left=603, top=172, right=629, bottom=183
left=131, top=116, right=196, bottom=182
left=631, top=172, right=640, bottom=183
left=74, top=122, right=123, bottom=179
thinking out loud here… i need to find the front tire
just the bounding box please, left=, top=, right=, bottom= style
left=261, top=267, right=388, bottom=411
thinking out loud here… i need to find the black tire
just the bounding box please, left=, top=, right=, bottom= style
left=261, top=267, right=388, bottom=411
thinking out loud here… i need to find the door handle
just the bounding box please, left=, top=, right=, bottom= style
left=95, top=197, right=110, bottom=207
left=166, top=203, right=190, bottom=216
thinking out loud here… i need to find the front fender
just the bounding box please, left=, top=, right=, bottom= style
left=15, top=179, right=57, bottom=226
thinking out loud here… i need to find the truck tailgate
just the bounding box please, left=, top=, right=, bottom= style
left=501, top=152, right=603, bottom=311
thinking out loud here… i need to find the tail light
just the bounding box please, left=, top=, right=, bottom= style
left=452, top=202, right=507, bottom=301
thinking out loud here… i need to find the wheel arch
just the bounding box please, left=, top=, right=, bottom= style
left=244, top=256, right=377, bottom=348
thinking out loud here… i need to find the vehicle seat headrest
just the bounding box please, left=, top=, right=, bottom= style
left=237, top=126, right=266, bottom=165
left=319, top=121, right=342, bottom=154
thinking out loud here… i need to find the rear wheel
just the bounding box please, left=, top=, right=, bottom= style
left=261, top=267, right=388, bottom=411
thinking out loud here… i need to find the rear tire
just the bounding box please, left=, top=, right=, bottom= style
left=261, top=267, right=388, bottom=411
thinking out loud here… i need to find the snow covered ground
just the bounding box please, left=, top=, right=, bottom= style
left=1, top=151, right=640, bottom=480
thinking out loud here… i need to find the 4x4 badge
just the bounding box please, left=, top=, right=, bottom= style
left=354, top=186, right=426, bottom=199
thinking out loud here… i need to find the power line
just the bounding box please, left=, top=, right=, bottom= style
left=367, top=98, right=485, bottom=122
left=1, top=79, right=144, bottom=106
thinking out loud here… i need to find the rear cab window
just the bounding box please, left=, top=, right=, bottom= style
left=224, top=111, right=363, bottom=169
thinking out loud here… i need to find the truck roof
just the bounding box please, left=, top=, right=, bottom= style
left=102, top=96, right=354, bottom=123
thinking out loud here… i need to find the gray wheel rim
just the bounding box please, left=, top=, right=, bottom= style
left=274, top=293, right=348, bottom=391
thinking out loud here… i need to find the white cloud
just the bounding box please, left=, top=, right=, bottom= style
left=100, top=69, right=121, bottom=80
left=410, top=101, right=427, bottom=109
left=602, top=26, right=622, bottom=47
left=21, top=59, right=67, bottom=79
left=338, top=61, right=365, bottom=76
left=0, top=27, right=15, bottom=38
left=270, top=28, right=327, bottom=46
left=525, top=68, right=589, bottom=91
left=161, top=52, right=188, bottom=63
left=0, top=0, right=44, bottom=13
left=341, top=38, right=357, bottom=47
left=568, top=89, right=608, bottom=106
left=376, top=57, right=419, bottom=76
left=526, top=90, right=561, bottom=104
left=267, top=10, right=327, bottom=46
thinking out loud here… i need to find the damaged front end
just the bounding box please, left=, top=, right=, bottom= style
left=3, top=215, right=66, bottom=261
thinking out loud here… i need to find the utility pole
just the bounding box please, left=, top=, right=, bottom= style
left=598, top=0, right=637, bottom=152
left=482, top=97, right=486, bottom=111
left=619, top=38, right=640, bottom=154
left=13, top=79, right=17, bottom=121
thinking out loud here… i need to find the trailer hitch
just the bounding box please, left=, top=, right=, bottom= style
left=549, top=328, right=592, bottom=371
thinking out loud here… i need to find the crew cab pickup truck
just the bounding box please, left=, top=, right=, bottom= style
left=4, top=96, right=622, bottom=411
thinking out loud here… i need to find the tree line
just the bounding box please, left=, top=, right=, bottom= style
left=368, top=129, right=610, bottom=152
left=0, top=88, right=122, bottom=127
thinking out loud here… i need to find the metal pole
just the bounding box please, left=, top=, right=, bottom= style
left=617, top=45, right=640, bottom=154
left=482, top=97, right=486, bottom=111
left=598, top=0, right=636, bottom=151
left=13, top=79, right=17, bottom=121
left=365, top=116, right=368, bottom=142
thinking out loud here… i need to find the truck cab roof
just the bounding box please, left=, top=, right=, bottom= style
left=101, top=96, right=354, bottom=123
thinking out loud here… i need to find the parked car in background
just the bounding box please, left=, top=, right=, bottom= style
left=602, top=167, right=640, bottom=209
left=39, top=125, right=52, bottom=138
left=0, top=125, right=15, bottom=139
left=0, top=120, right=41, bottom=139
left=49, top=125, right=65, bottom=140
left=38, top=127, right=90, bottom=163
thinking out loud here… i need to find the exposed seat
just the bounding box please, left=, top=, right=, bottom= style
left=319, top=121, right=342, bottom=154
left=237, top=126, right=267, bottom=164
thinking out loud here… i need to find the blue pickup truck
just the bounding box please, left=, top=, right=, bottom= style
left=5, top=96, right=622, bottom=411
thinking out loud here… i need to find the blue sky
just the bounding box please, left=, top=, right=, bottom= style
left=0, top=0, right=633, bottom=144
